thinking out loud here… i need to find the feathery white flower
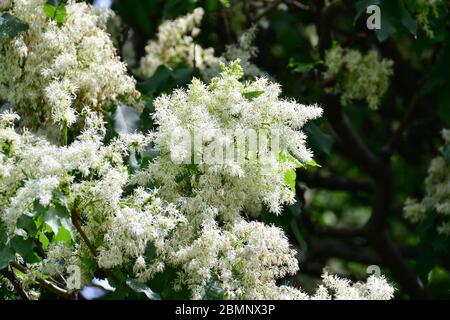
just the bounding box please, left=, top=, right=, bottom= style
left=138, top=8, right=219, bottom=78
left=324, top=45, right=393, bottom=110
left=0, top=0, right=139, bottom=140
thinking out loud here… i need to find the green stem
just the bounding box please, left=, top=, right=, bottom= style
left=63, top=121, right=68, bottom=146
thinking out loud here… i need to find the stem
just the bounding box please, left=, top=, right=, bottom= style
left=10, top=262, right=73, bottom=299
left=62, top=121, right=68, bottom=146
left=251, top=0, right=283, bottom=24
left=70, top=209, right=130, bottom=292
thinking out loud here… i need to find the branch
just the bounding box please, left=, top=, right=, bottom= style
left=284, top=0, right=309, bottom=11
left=10, top=262, right=73, bottom=299
left=369, top=233, right=429, bottom=299
left=384, top=88, right=421, bottom=157
left=71, top=209, right=97, bottom=257
left=323, top=96, right=380, bottom=176
left=71, top=209, right=130, bottom=293
left=251, top=0, right=283, bottom=24
left=1, top=268, right=29, bottom=300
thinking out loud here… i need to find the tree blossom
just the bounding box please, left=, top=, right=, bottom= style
left=0, top=0, right=139, bottom=142
left=138, top=8, right=219, bottom=78
left=324, top=44, right=393, bottom=110
left=404, top=129, right=450, bottom=235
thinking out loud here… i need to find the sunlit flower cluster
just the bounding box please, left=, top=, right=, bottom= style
left=164, top=219, right=299, bottom=299
left=0, top=111, right=180, bottom=289
left=404, top=129, right=450, bottom=235
left=129, top=61, right=322, bottom=298
left=324, top=45, right=393, bottom=110
left=138, top=8, right=218, bottom=78
left=143, top=60, right=323, bottom=221
left=0, top=0, right=138, bottom=141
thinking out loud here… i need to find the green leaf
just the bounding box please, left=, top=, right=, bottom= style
left=44, top=204, right=73, bottom=238
left=16, top=215, right=37, bottom=237
left=137, top=65, right=192, bottom=96
left=147, top=266, right=190, bottom=299
left=0, top=246, right=14, bottom=270
left=144, top=241, right=157, bottom=264
left=43, top=3, right=56, bottom=19
left=288, top=59, right=316, bottom=74
left=0, top=224, right=7, bottom=245
left=126, top=279, right=161, bottom=300
left=284, top=169, right=297, bottom=192
left=354, top=0, right=381, bottom=24
left=242, top=90, right=263, bottom=101
left=53, top=226, right=72, bottom=245
left=375, top=5, right=397, bottom=42
left=290, top=219, right=308, bottom=252
left=0, top=13, right=29, bottom=40
left=354, top=0, right=417, bottom=42
left=202, top=276, right=226, bottom=300
left=38, top=231, right=49, bottom=250
left=10, top=236, right=40, bottom=263
left=220, top=0, right=231, bottom=8
left=277, top=152, right=303, bottom=168
left=307, top=159, right=322, bottom=168
left=54, top=5, right=67, bottom=24
left=43, top=2, right=67, bottom=25
left=10, top=237, right=33, bottom=257
left=417, top=246, right=436, bottom=286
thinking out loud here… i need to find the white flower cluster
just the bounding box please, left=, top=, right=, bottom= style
left=97, top=188, right=186, bottom=276
left=324, top=45, right=393, bottom=110
left=135, top=61, right=300, bottom=298
left=164, top=219, right=299, bottom=299
left=134, top=61, right=394, bottom=299
left=0, top=0, right=139, bottom=138
left=296, top=273, right=394, bottom=300
left=138, top=8, right=219, bottom=78
left=145, top=60, right=323, bottom=220
left=0, top=108, right=379, bottom=301
left=404, top=129, right=450, bottom=235
left=0, top=111, right=185, bottom=289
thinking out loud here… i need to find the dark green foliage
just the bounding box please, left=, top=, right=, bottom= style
left=0, top=13, right=28, bottom=40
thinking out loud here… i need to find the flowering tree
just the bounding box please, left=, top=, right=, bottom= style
left=0, top=0, right=448, bottom=300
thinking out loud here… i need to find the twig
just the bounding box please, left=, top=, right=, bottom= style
left=251, top=0, right=283, bottom=24
left=70, top=209, right=130, bottom=293
left=323, top=96, right=379, bottom=175
left=10, top=262, right=73, bottom=299
left=284, top=0, right=309, bottom=10
left=71, top=209, right=97, bottom=257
